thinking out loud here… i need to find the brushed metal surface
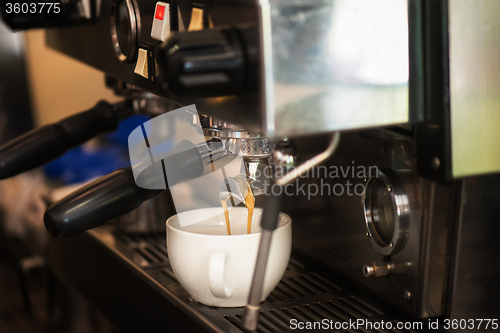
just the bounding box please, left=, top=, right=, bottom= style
left=46, top=0, right=413, bottom=137
left=259, top=0, right=410, bottom=136
left=281, top=132, right=453, bottom=318
left=448, top=176, right=500, bottom=332
left=449, top=0, right=500, bottom=177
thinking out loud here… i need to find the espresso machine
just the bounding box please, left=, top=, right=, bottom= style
left=1, top=0, right=499, bottom=331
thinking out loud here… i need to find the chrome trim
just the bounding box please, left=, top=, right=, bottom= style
left=363, top=169, right=409, bottom=256
left=276, top=132, right=340, bottom=186
left=110, top=0, right=138, bottom=63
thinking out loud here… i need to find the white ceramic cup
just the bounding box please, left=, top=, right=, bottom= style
left=166, top=207, right=292, bottom=307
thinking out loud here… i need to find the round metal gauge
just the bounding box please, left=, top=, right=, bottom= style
left=362, top=169, right=409, bottom=256
left=111, top=0, right=139, bottom=62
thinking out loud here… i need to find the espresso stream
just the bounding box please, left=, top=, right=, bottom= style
left=221, top=182, right=255, bottom=235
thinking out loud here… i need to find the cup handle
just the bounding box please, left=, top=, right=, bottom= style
left=209, top=248, right=233, bottom=298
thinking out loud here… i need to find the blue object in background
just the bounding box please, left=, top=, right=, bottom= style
left=43, top=145, right=130, bottom=185
left=105, top=115, right=151, bottom=147
left=44, top=115, right=151, bottom=185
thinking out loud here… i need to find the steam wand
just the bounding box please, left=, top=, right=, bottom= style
left=242, top=132, right=341, bottom=331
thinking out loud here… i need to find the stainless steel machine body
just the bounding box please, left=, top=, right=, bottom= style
left=289, top=133, right=453, bottom=318
left=257, top=0, right=415, bottom=136
left=45, top=0, right=423, bottom=137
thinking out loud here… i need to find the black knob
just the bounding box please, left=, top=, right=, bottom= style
left=159, top=28, right=246, bottom=97
left=44, top=140, right=205, bottom=237
left=0, top=100, right=134, bottom=180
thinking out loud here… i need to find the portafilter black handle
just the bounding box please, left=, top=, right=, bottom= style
left=44, top=140, right=205, bottom=238
left=0, top=100, right=134, bottom=179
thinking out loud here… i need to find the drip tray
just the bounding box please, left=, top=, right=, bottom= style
left=48, top=227, right=429, bottom=333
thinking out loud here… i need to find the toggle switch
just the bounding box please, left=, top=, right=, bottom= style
left=151, top=2, right=170, bottom=42
left=134, top=48, right=149, bottom=79
left=187, top=7, right=213, bottom=31
left=187, top=8, right=203, bottom=31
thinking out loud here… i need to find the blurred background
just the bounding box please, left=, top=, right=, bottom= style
left=0, top=24, right=126, bottom=333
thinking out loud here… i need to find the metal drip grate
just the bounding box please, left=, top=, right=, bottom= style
left=217, top=273, right=389, bottom=333
left=224, top=299, right=374, bottom=333
left=264, top=273, right=340, bottom=303
left=111, top=231, right=422, bottom=333
left=222, top=302, right=418, bottom=333
left=113, top=231, right=171, bottom=268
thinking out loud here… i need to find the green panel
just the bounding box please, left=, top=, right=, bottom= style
left=449, top=0, right=500, bottom=177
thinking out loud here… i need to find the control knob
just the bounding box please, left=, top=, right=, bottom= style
left=158, top=28, right=247, bottom=97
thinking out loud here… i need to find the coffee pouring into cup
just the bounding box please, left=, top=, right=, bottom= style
left=166, top=207, right=292, bottom=307
left=164, top=111, right=297, bottom=308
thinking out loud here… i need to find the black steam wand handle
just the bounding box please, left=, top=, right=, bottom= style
left=44, top=140, right=206, bottom=238
left=0, top=100, right=134, bottom=180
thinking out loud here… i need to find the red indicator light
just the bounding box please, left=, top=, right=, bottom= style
left=155, top=5, right=165, bottom=20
